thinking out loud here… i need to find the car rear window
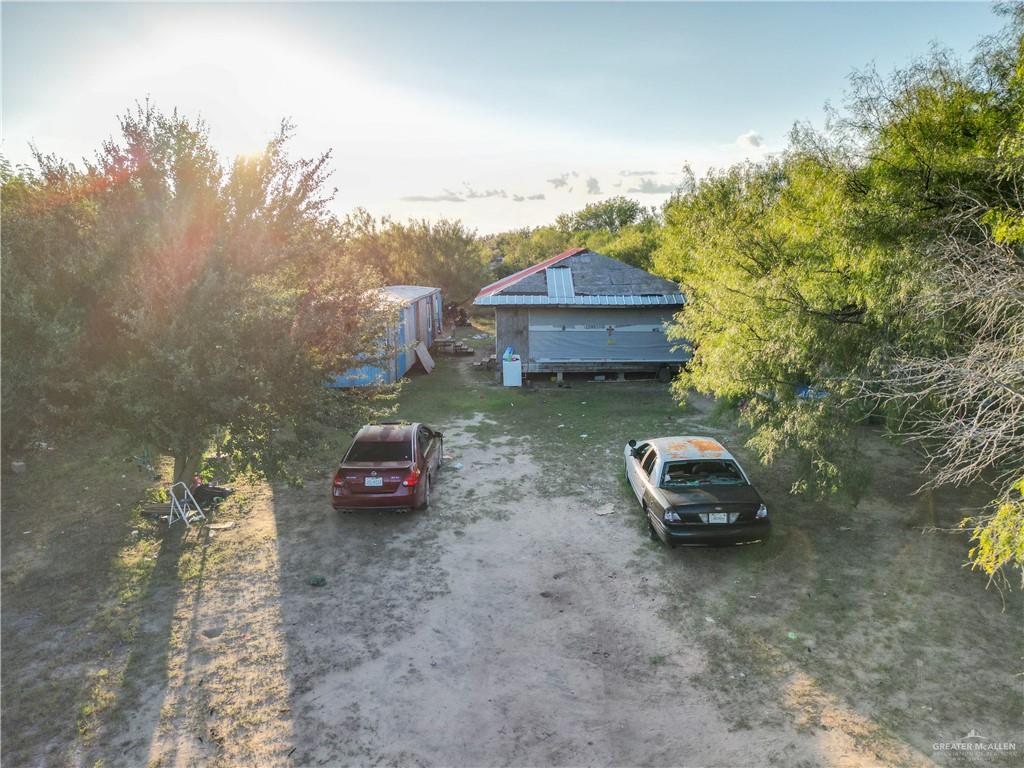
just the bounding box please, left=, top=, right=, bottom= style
left=346, top=440, right=413, bottom=462
left=661, top=460, right=746, bottom=488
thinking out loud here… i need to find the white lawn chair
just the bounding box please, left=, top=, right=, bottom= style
left=167, top=481, right=207, bottom=528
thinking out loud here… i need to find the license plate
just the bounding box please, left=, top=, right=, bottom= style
left=364, top=476, right=383, bottom=487
left=709, top=512, right=728, bottom=524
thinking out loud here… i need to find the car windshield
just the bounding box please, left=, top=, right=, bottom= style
left=346, top=440, right=412, bottom=462
left=661, top=460, right=746, bottom=488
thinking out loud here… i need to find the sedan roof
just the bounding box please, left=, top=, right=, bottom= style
left=356, top=423, right=417, bottom=442
left=645, top=436, right=733, bottom=461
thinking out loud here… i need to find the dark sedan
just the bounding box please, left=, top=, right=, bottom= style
left=624, top=436, right=770, bottom=547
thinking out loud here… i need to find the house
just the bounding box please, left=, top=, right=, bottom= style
left=473, top=248, right=689, bottom=380
left=329, top=285, right=443, bottom=386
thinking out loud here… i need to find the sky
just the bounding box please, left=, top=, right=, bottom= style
left=2, top=2, right=1006, bottom=234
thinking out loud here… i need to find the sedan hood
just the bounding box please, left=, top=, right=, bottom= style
left=662, top=484, right=762, bottom=508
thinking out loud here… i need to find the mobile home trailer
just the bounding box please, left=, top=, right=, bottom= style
left=330, top=285, right=443, bottom=387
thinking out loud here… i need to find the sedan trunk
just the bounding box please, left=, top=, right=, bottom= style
left=339, top=462, right=411, bottom=494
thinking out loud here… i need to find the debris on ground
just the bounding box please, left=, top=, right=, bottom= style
left=308, top=575, right=327, bottom=587
left=787, top=631, right=799, bottom=640
left=704, top=616, right=716, bottom=624
left=451, top=462, right=464, bottom=470
left=208, top=521, right=236, bottom=531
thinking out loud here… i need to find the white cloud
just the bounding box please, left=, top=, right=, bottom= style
left=401, top=191, right=464, bottom=203
left=736, top=130, right=764, bottom=148
left=547, top=173, right=570, bottom=189
left=626, top=178, right=677, bottom=194
left=463, top=186, right=507, bottom=200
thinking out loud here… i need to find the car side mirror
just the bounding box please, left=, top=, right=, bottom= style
left=434, top=431, right=444, bottom=438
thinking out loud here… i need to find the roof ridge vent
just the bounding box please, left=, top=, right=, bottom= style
left=546, top=265, right=575, bottom=299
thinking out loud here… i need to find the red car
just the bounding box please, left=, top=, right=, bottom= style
left=331, top=422, right=443, bottom=512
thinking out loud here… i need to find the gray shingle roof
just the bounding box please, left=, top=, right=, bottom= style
left=499, top=250, right=679, bottom=297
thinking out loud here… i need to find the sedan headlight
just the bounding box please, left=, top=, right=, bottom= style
left=664, top=510, right=682, bottom=522
left=756, top=504, right=768, bottom=519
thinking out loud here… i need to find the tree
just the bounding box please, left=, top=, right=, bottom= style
left=509, top=226, right=573, bottom=272
left=655, top=156, right=882, bottom=498
left=483, top=198, right=662, bottom=278
left=1, top=156, right=102, bottom=453
left=384, top=219, right=489, bottom=304
left=555, top=196, right=653, bottom=234
left=340, top=212, right=489, bottom=304
left=2, top=104, right=392, bottom=481
left=856, top=219, right=1024, bottom=585
left=655, top=7, right=1024, bottom=582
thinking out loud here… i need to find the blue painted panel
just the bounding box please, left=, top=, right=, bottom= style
left=329, top=364, right=391, bottom=387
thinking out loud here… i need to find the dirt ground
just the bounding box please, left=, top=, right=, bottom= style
left=3, top=333, right=1022, bottom=767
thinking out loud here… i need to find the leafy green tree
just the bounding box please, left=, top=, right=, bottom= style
left=384, top=218, right=489, bottom=304
left=341, top=212, right=488, bottom=304
left=656, top=157, right=882, bottom=497
left=3, top=105, right=391, bottom=481
left=480, top=228, right=531, bottom=278
left=656, top=6, right=1024, bottom=583
left=597, top=220, right=662, bottom=270
left=497, top=225, right=573, bottom=275
left=1, top=157, right=101, bottom=453
left=555, top=196, right=653, bottom=234
left=484, top=198, right=662, bottom=277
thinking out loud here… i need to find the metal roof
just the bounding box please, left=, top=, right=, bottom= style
left=546, top=266, right=575, bottom=299
left=644, top=436, right=732, bottom=461
left=474, top=293, right=686, bottom=307
left=382, top=285, right=439, bottom=304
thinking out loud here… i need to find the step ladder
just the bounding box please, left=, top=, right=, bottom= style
left=167, top=481, right=207, bottom=528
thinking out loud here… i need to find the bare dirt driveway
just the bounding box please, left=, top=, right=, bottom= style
left=3, top=340, right=1021, bottom=767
